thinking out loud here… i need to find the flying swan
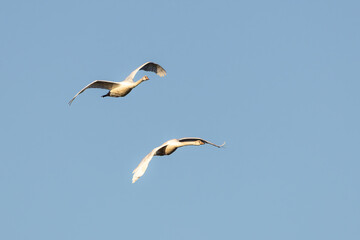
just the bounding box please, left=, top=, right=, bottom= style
left=132, top=138, right=225, bottom=183
left=69, top=62, right=166, bottom=105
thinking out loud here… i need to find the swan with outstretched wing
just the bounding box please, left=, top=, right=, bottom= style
left=69, top=62, right=166, bottom=105
left=132, top=138, right=225, bottom=183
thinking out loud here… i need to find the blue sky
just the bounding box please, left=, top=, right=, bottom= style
left=1, top=0, right=359, bottom=239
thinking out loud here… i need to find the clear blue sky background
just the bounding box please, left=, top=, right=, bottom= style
left=1, top=0, right=359, bottom=239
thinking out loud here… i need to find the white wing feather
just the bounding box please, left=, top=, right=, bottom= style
left=68, top=80, right=118, bottom=105
left=124, top=62, right=166, bottom=82
left=132, top=145, right=165, bottom=183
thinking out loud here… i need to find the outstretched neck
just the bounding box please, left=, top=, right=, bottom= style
left=133, top=79, right=143, bottom=87
left=178, top=141, right=199, bottom=147
left=133, top=77, right=148, bottom=87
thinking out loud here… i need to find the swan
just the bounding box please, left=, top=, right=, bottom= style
left=132, top=138, right=225, bottom=183
left=69, top=62, right=166, bottom=105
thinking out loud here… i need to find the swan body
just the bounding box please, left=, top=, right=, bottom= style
left=69, top=62, right=166, bottom=105
left=132, top=138, right=225, bottom=183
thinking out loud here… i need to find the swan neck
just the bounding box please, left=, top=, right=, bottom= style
left=178, top=141, right=198, bottom=147
left=133, top=79, right=143, bottom=87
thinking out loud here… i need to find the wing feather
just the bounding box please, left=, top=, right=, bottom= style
left=68, top=80, right=118, bottom=105
left=132, top=144, right=166, bottom=183
left=124, top=62, right=166, bottom=82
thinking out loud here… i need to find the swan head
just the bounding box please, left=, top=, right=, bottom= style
left=142, top=75, right=149, bottom=81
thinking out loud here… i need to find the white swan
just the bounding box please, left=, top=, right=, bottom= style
left=132, top=138, right=225, bottom=183
left=69, top=62, right=166, bottom=105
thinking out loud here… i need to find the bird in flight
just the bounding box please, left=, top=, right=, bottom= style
left=132, top=137, right=225, bottom=183
left=69, top=62, right=166, bottom=105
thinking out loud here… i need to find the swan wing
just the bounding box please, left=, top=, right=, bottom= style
left=178, top=137, right=225, bottom=148
left=132, top=144, right=166, bottom=183
left=124, top=62, right=166, bottom=82
left=68, top=80, right=118, bottom=105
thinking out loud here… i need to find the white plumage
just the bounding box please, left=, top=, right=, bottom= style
left=69, top=62, right=166, bottom=105
left=132, top=138, right=225, bottom=183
